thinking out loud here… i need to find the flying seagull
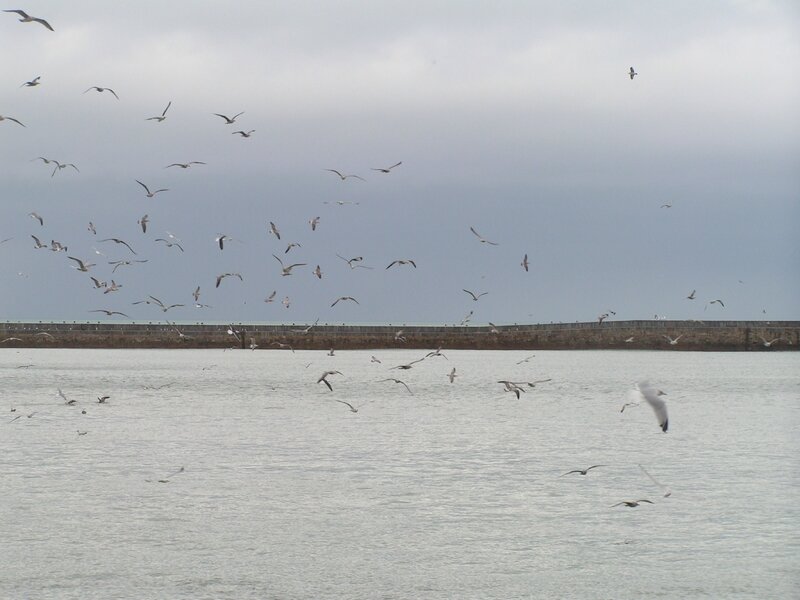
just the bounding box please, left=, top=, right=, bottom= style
left=135, top=180, right=168, bottom=198
left=286, top=242, right=301, bottom=253
left=561, top=465, right=605, bottom=476
left=386, top=259, right=416, bottom=269
left=337, top=254, right=373, bottom=270
left=462, top=289, right=488, bottom=301
left=67, top=256, right=95, bottom=272
left=89, top=309, right=130, bottom=318
left=50, top=161, right=79, bottom=177
left=521, top=254, right=529, bottom=272
left=0, top=115, right=25, bottom=127
left=215, top=272, right=243, bottom=288
left=317, top=370, right=343, bottom=391
left=309, top=216, right=320, bottom=231
left=99, top=238, right=137, bottom=255
left=154, top=238, right=184, bottom=252
left=331, top=296, right=359, bottom=307
left=3, top=9, right=53, bottom=31
left=633, top=381, right=669, bottom=432
left=31, top=235, right=47, bottom=249
left=273, top=254, right=306, bottom=276
left=20, top=76, right=41, bottom=87
left=333, top=399, right=359, bottom=413
left=629, top=67, right=637, bottom=80
left=686, top=290, right=696, bottom=300
left=325, top=169, right=365, bottom=181
left=663, top=335, right=682, bottom=346
left=269, top=221, right=281, bottom=239
left=84, top=86, right=119, bottom=99
left=379, top=378, right=413, bottom=395
left=166, top=161, right=205, bottom=169
left=448, top=367, right=457, bottom=383
left=469, top=226, right=499, bottom=246
left=612, top=500, right=654, bottom=508
left=759, top=336, right=781, bottom=347
left=371, top=161, right=402, bottom=173
left=146, top=101, right=171, bottom=122
left=213, top=111, right=244, bottom=124
left=137, top=214, right=149, bottom=233
left=638, top=464, right=672, bottom=498
left=706, top=299, right=725, bottom=310
left=232, top=130, right=255, bottom=137
left=29, top=211, right=43, bottom=226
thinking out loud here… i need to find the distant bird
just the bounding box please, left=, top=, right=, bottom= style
left=215, top=272, right=243, bottom=288
left=20, top=76, right=41, bottom=87
left=498, top=380, right=525, bottom=399
left=269, top=221, right=281, bottom=239
left=317, top=370, right=343, bottom=391
left=337, top=254, right=373, bottom=270
left=291, top=319, right=319, bottom=335
left=639, top=464, right=672, bottom=498
left=232, top=130, right=255, bottom=137
left=89, top=309, right=130, bottom=318
left=371, top=161, right=402, bottom=173
left=706, top=299, right=725, bottom=309
left=331, top=296, right=359, bottom=307
left=77, top=430, right=88, bottom=436
left=97, top=396, right=110, bottom=404
left=386, top=259, right=416, bottom=269
left=425, top=347, right=447, bottom=359
left=619, top=400, right=639, bottom=412
left=249, top=338, right=259, bottom=351
left=271, top=341, right=294, bottom=352
left=99, top=237, right=137, bottom=255
left=109, top=259, right=148, bottom=273
left=103, top=280, right=122, bottom=294
left=759, top=336, right=781, bottom=348
left=50, top=161, right=79, bottom=177
left=448, top=367, right=457, bottom=383
left=28, top=212, right=43, bottom=226
left=624, top=336, right=635, bottom=343
left=166, top=161, right=205, bottom=169
left=282, top=296, right=291, bottom=309
left=313, top=265, right=323, bottom=279
left=137, top=214, right=149, bottom=233
left=487, top=322, right=500, bottom=334
left=214, top=234, right=231, bottom=250
left=463, top=289, right=488, bottom=301
left=516, top=354, right=535, bottom=365
left=273, top=254, right=306, bottom=276
left=629, top=67, right=637, bottom=80
left=264, top=290, right=276, bottom=303
left=379, top=378, right=413, bottom=395
left=155, top=238, right=184, bottom=251
left=3, top=9, right=53, bottom=31
left=68, top=256, right=95, bottom=272
left=84, top=86, right=119, bottom=99
left=633, top=381, right=669, bottom=432
left=598, top=313, right=609, bottom=324
left=394, top=330, right=407, bottom=343
left=327, top=348, right=336, bottom=356
left=90, top=277, right=106, bottom=289
left=612, top=500, right=654, bottom=508
left=285, top=242, right=301, bottom=254
left=687, top=290, right=696, bottom=300
left=309, top=216, right=320, bottom=231
left=31, top=235, right=47, bottom=249
left=213, top=111, right=244, bottom=124
left=521, top=254, right=529, bottom=272
left=146, top=101, right=171, bottom=122
left=562, top=465, right=605, bottom=476
left=192, top=287, right=201, bottom=302
left=660, top=203, right=672, bottom=209
left=370, top=356, right=382, bottom=364
left=469, top=226, right=499, bottom=246
left=135, top=180, right=168, bottom=197
left=87, top=221, right=96, bottom=235
left=325, top=169, right=365, bottom=181
left=58, top=388, right=75, bottom=405
left=333, top=399, right=359, bottom=413
left=663, top=335, right=682, bottom=346
left=460, top=310, right=473, bottom=326
left=390, top=357, right=425, bottom=371
left=0, top=114, right=25, bottom=127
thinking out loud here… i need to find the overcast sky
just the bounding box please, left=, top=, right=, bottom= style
left=1, top=1, right=798, bottom=325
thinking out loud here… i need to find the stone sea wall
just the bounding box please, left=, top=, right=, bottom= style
left=1, top=320, right=798, bottom=351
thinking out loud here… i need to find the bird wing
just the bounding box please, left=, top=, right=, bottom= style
left=162, top=101, right=171, bottom=116
left=638, top=382, right=668, bottom=432
left=32, top=16, right=54, bottom=31
left=135, top=180, right=151, bottom=194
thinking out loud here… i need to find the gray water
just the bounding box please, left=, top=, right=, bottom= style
left=1, top=348, right=798, bottom=599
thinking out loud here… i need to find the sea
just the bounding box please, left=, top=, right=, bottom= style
left=1, top=348, right=798, bottom=599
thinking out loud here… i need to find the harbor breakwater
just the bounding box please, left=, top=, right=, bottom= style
left=1, top=320, right=798, bottom=351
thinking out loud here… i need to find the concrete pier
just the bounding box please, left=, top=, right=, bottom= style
left=1, top=320, right=798, bottom=351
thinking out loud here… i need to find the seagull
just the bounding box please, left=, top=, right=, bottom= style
left=371, top=161, right=402, bottom=173
left=68, top=256, right=95, bottom=272
left=28, top=211, right=43, bottom=226
left=333, top=399, right=359, bottom=413
left=325, top=169, right=365, bottom=181
left=192, top=287, right=201, bottom=302
left=386, top=259, right=416, bottom=269
left=448, top=367, right=457, bottom=383
left=370, top=356, right=382, bottom=363
left=58, top=388, right=75, bottom=405
left=89, top=309, right=130, bottom=318
left=285, top=242, right=302, bottom=254
left=97, top=396, right=110, bottom=404
left=291, top=319, right=319, bottom=334
left=516, top=355, right=536, bottom=364
left=460, top=310, right=473, bottom=326
left=214, top=234, right=231, bottom=250
left=660, top=203, right=672, bottom=209
left=706, top=299, right=725, bottom=309
left=87, top=222, right=96, bottom=234
left=99, top=238, right=137, bottom=255
left=215, top=272, right=243, bottom=288
left=103, top=280, right=122, bottom=294
left=3, top=9, right=53, bottom=31
left=394, top=330, right=407, bottom=342
left=612, top=500, right=654, bottom=508
left=143, top=295, right=184, bottom=313
left=146, top=101, right=171, bottom=122
left=269, top=221, right=281, bottom=239
left=759, top=336, right=781, bottom=347
left=625, top=336, right=635, bottom=343
left=264, top=290, right=276, bottom=303
left=638, top=464, right=672, bottom=497
left=0, top=114, right=25, bottom=127
left=425, top=347, right=447, bottom=359
left=135, top=180, right=168, bottom=198
left=633, top=381, right=669, bottom=432
left=273, top=254, right=306, bottom=276
left=379, top=378, right=413, bottom=395
left=663, top=335, right=682, bottom=346
left=469, top=226, right=499, bottom=246
left=50, top=161, right=79, bottom=177
left=90, top=277, right=107, bottom=289
left=598, top=313, right=609, bottom=324
left=232, top=129, right=255, bottom=137
left=331, top=296, right=359, bottom=307
left=463, top=289, right=488, bottom=301
left=687, top=290, right=696, bottom=300
left=521, top=254, right=529, bottom=272
left=249, top=338, right=259, bottom=351
left=51, top=240, right=69, bottom=252
left=498, top=380, right=525, bottom=399
left=337, top=254, right=373, bottom=270
left=137, top=214, right=149, bottom=233
left=562, top=465, right=605, bottom=476
left=629, top=67, right=637, bottom=80
left=282, top=296, right=291, bottom=309
left=21, top=76, right=41, bottom=87
left=166, top=161, right=205, bottom=169
left=213, top=111, right=244, bottom=124
left=109, top=259, right=148, bottom=273
left=155, top=238, right=184, bottom=251
left=84, top=86, right=119, bottom=99
left=390, top=357, right=426, bottom=371
left=619, top=400, right=639, bottom=412
left=313, top=265, right=323, bottom=279
left=271, top=341, right=295, bottom=352
left=31, top=235, right=48, bottom=249
left=309, top=216, right=320, bottom=231
left=226, top=325, right=241, bottom=343
left=317, top=370, right=343, bottom=391
left=34, top=332, right=55, bottom=340
left=487, top=322, right=500, bottom=334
